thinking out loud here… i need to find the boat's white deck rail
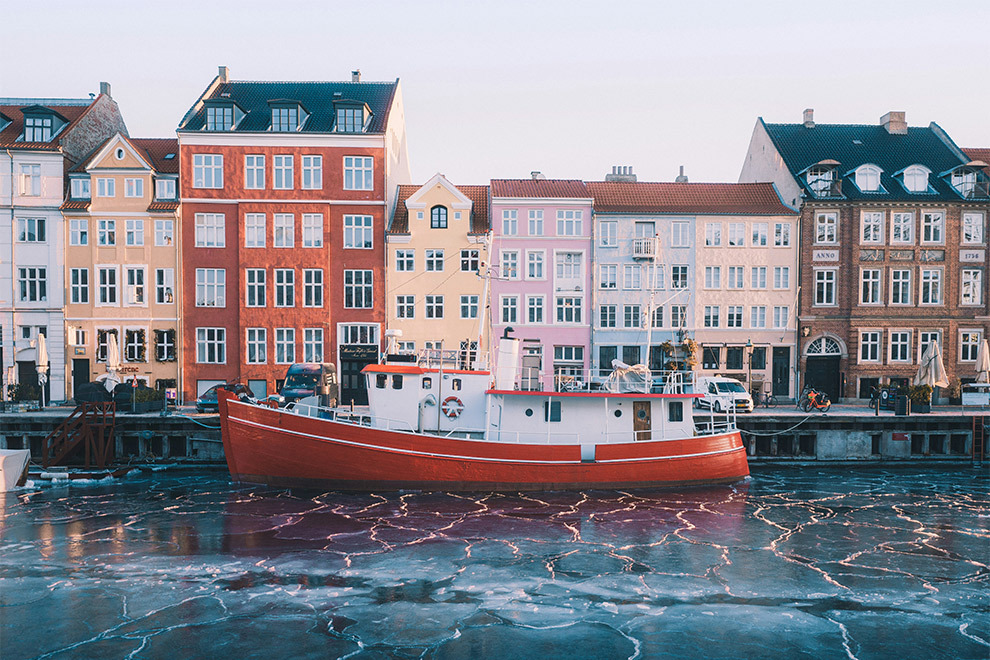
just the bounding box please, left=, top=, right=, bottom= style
left=509, top=367, right=698, bottom=395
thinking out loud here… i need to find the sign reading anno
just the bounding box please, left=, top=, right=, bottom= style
left=813, top=249, right=839, bottom=262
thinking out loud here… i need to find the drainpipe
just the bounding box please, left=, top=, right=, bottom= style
left=6, top=149, right=15, bottom=398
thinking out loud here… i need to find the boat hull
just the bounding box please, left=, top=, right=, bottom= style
left=219, top=397, right=750, bottom=492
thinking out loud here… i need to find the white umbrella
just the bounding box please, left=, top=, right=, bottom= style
left=976, top=339, right=990, bottom=384
left=914, top=340, right=949, bottom=389
left=104, top=333, right=122, bottom=393
left=35, top=333, right=49, bottom=407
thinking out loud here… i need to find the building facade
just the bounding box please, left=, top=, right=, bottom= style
left=490, top=178, right=593, bottom=390
left=0, top=87, right=126, bottom=403
left=740, top=110, right=990, bottom=400
left=176, top=67, right=410, bottom=404
left=386, top=174, right=489, bottom=363
left=62, top=134, right=180, bottom=398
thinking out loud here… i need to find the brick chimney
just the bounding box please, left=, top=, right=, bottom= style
left=605, top=166, right=637, bottom=182
left=881, top=111, right=907, bottom=135
left=99, top=81, right=111, bottom=98
left=218, top=66, right=229, bottom=83
left=352, top=69, right=361, bottom=82
left=803, top=108, right=814, bottom=128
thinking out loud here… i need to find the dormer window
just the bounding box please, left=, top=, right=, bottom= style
left=205, top=104, right=234, bottom=131
left=901, top=165, right=931, bottom=193
left=805, top=161, right=841, bottom=198
left=155, top=178, right=176, bottom=200
left=70, top=177, right=91, bottom=199
left=853, top=164, right=883, bottom=192
left=947, top=163, right=989, bottom=199
left=268, top=101, right=307, bottom=132
left=431, top=205, right=448, bottom=229
left=24, top=115, right=52, bottom=141
left=334, top=102, right=370, bottom=133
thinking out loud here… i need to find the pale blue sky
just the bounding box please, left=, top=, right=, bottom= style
left=2, top=0, right=987, bottom=184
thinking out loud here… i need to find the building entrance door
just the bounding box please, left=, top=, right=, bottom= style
left=772, top=347, right=790, bottom=397
left=73, top=358, right=90, bottom=392
left=339, top=345, right=377, bottom=406
left=804, top=336, right=842, bottom=401
left=633, top=401, right=651, bottom=441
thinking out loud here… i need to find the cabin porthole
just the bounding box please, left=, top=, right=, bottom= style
left=613, top=409, right=622, bottom=418
left=637, top=409, right=647, bottom=420
left=525, top=408, right=533, bottom=417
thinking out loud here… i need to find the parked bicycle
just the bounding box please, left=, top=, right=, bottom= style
left=753, top=389, right=778, bottom=408
left=799, top=387, right=831, bottom=413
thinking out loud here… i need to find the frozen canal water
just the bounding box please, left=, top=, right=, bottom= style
left=1, top=466, right=988, bottom=660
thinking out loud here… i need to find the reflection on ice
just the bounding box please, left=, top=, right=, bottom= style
left=0, top=467, right=987, bottom=659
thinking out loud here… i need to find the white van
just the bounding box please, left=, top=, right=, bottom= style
left=695, top=376, right=755, bottom=413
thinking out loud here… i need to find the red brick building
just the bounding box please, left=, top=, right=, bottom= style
left=177, top=67, right=410, bottom=403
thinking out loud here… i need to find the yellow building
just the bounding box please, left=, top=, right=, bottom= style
left=386, top=174, right=490, bottom=365
left=61, top=134, right=181, bottom=397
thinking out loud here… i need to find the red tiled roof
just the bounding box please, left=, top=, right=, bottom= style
left=73, top=135, right=179, bottom=174
left=490, top=179, right=590, bottom=199
left=148, top=201, right=180, bottom=212
left=585, top=182, right=795, bottom=215
left=389, top=184, right=490, bottom=234
left=963, top=148, right=990, bottom=176
left=0, top=100, right=95, bottom=150
left=60, top=200, right=91, bottom=210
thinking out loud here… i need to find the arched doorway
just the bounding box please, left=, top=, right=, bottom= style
left=805, top=336, right=842, bottom=401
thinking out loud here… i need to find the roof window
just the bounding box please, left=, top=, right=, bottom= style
left=852, top=164, right=883, bottom=193
left=948, top=163, right=989, bottom=199
left=805, top=161, right=841, bottom=198
left=20, top=106, right=65, bottom=142
left=268, top=100, right=308, bottom=132
left=334, top=101, right=370, bottom=133
left=900, top=165, right=932, bottom=194
left=203, top=99, right=244, bottom=131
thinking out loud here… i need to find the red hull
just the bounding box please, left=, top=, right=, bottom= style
left=219, top=396, right=750, bottom=492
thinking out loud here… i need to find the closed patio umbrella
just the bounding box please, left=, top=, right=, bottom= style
left=976, top=339, right=990, bottom=384
left=35, top=333, right=49, bottom=408
left=914, top=340, right=949, bottom=389
left=103, top=333, right=122, bottom=393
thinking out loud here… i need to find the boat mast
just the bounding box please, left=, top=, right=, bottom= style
left=474, top=231, right=493, bottom=370
left=643, top=231, right=660, bottom=393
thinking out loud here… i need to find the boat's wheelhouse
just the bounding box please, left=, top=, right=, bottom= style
left=363, top=363, right=489, bottom=434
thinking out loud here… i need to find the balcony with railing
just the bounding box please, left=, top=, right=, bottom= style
left=632, top=238, right=656, bottom=259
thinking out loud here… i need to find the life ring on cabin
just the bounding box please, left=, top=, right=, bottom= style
left=441, top=396, right=464, bottom=419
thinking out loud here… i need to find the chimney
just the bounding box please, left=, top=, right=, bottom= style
left=218, top=66, right=229, bottom=83
left=352, top=69, right=361, bottom=82
left=605, top=165, right=636, bottom=183
left=675, top=165, right=688, bottom=183
left=803, top=108, right=814, bottom=128
left=531, top=171, right=546, bottom=180
left=881, top=111, right=907, bottom=135
left=99, top=81, right=111, bottom=98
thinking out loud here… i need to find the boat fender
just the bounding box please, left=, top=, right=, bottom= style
left=441, top=396, right=464, bottom=419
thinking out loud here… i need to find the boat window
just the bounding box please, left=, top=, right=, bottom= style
left=525, top=408, right=533, bottom=417
left=392, top=375, right=403, bottom=390
left=668, top=401, right=683, bottom=422
left=422, top=377, right=432, bottom=389
left=544, top=400, right=562, bottom=422
left=614, top=409, right=622, bottom=418
left=452, top=378, right=462, bottom=391
left=376, top=373, right=387, bottom=389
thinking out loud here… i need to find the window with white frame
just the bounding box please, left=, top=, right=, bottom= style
left=155, top=178, right=175, bottom=200
left=24, top=117, right=51, bottom=141
left=96, top=329, right=118, bottom=362
left=920, top=268, right=942, bottom=304
left=556, top=210, right=582, bottom=236
left=155, top=268, right=174, bottom=305
left=960, top=331, right=982, bottom=361
left=339, top=324, right=379, bottom=346
left=902, top=165, right=930, bottom=193
left=671, top=222, right=690, bottom=247
left=301, top=155, right=322, bottom=190
left=527, top=296, right=544, bottom=324
left=861, top=211, right=883, bottom=243
left=704, top=305, right=720, bottom=328
left=815, top=212, right=837, bottom=244
left=97, top=266, right=117, bottom=305
left=807, top=166, right=837, bottom=197
left=395, top=249, right=414, bottom=272
left=461, top=249, right=480, bottom=272
left=671, top=265, right=688, bottom=289
left=751, top=306, right=767, bottom=328
left=815, top=270, right=836, bottom=305
left=98, top=218, right=115, bottom=246
left=154, top=219, right=173, bottom=246
left=921, top=211, right=944, bottom=244
left=96, top=177, right=115, bottom=197
left=396, top=295, right=415, bottom=318
left=891, top=212, right=913, bottom=244
left=526, top=250, right=544, bottom=279
left=195, top=268, right=225, bottom=307
left=271, top=106, right=299, bottom=132
left=555, top=252, right=582, bottom=283
left=704, top=266, right=721, bottom=289
left=460, top=295, right=479, bottom=319
left=196, top=327, right=225, bottom=363
left=555, top=296, right=583, bottom=323
left=70, top=268, right=89, bottom=304
left=727, top=306, right=743, bottom=328
left=961, top=269, right=983, bottom=305
left=336, top=107, right=364, bottom=132
left=344, top=270, right=372, bottom=308
left=623, top=264, right=642, bottom=290
left=752, top=223, right=768, bottom=246
left=343, top=156, right=373, bottom=190
left=751, top=266, right=767, bottom=289
left=303, top=328, right=323, bottom=362
left=16, top=217, right=45, bottom=242
left=890, top=269, right=911, bottom=304
left=855, top=164, right=882, bottom=192
left=728, top=222, right=745, bottom=246
left=124, top=178, right=144, bottom=198
left=396, top=340, right=415, bottom=354
left=71, top=177, right=91, bottom=200
left=343, top=215, right=371, bottom=249
left=962, top=213, right=985, bottom=245
left=599, top=221, right=617, bottom=246
left=860, top=330, right=881, bottom=362
left=772, top=306, right=788, bottom=329
left=501, top=296, right=518, bottom=324
left=69, top=218, right=88, bottom=245
left=671, top=305, right=687, bottom=328
left=72, top=327, right=87, bottom=350
left=124, top=266, right=145, bottom=305
left=275, top=269, right=295, bottom=307
left=426, top=249, right=444, bottom=272
left=918, top=331, right=940, bottom=363
left=528, top=209, right=544, bottom=236
left=599, top=264, right=617, bottom=289
left=245, top=214, right=266, bottom=247
left=426, top=295, right=444, bottom=319
left=647, top=264, right=665, bottom=290
left=727, top=266, right=743, bottom=289
left=600, top=304, right=616, bottom=328
left=192, top=154, right=223, bottom=189
left=273, top=214, right=294, bottom=247
left=275, top=328, right=295, bottom=364
left=889, top=331, right=911, bottom=362
left=774, top=222, right=791, bottom=247
left=123, top=328, right=147, bottom=362
left=245, top=155, right=265, bottom=189
left=860, top=269, right=881, bottom=305
left=706, top=223, right=722, bottom=246
left=273, top=155, right=293, bottom=189
left=502, top=250, right=520, bottom=279
left=125, top=218, right=144, bottom=246
left=501, top=209, right=517, bottom=235
left=195, top=213, right=225, bottom=247
left=303, top=269, right=323, bottom=307
left=246, top=328, right=267, bottom=364
left=206, top=105, right=233, bottom=131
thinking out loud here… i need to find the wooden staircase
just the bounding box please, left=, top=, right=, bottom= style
left=42, top=402, right=117, bottom=468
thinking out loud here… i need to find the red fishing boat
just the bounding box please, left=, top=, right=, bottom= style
left=218, top=333, right=749, bottom=492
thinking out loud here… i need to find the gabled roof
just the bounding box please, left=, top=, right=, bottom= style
left=761, top=120, right=969, bottom=202
left=390, top=183, right=490, bottom=235
left=0, top=98, right=96, bottom=150
left=178, top=79, right=399, bottom=134
left=491, top=179, right=590, bottom=199
left=72, top=134, right=180, bottom=174
left=586, top=182, right=795, bottom=215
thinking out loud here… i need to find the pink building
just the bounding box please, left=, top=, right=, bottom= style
left=490, top=178, right=593, bottom=390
